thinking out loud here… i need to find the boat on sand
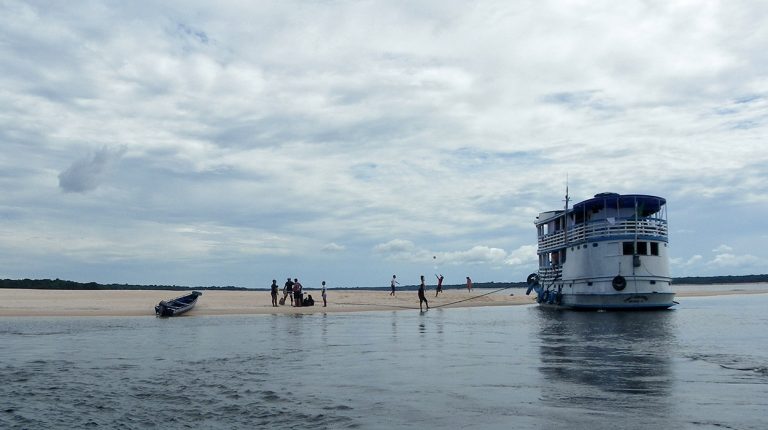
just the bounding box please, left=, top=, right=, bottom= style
left=154, top=291, right=202, bottom=317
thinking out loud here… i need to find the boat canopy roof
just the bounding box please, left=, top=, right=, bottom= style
left=572, top=193, right=666, bottom=216
left=536, top=210, right=565, bottom=224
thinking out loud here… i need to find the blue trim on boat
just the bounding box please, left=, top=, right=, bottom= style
left=568, top=303, right=675, bottom=310
left=572, top=194, right=666, bottom=214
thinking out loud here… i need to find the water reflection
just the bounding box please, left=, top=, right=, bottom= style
left=535, top=309, right=676, bottom=414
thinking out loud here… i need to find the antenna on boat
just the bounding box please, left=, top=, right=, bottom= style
left=563, top=176, right=570, bottom=247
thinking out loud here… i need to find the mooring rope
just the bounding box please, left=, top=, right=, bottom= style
left=332, top=302, right=420, bottom=310
left=333, top=286, right=517, bottom=311
left=432, top=286, right=515, bottom=309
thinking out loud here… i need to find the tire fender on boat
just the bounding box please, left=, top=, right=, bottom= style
left=612, top=275, right=627, bottom=291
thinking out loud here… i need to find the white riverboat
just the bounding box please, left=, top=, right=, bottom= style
left=526, top=192, right=676, bottom=310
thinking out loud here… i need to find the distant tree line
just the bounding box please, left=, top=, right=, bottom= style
left=1, top=274, right=766, bottom=291
left=0, top=278, right=249, bottom=291
left=670, top=274, right=768, bottom=285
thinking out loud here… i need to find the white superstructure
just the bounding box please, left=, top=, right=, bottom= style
left=527, top=192, right=675, bottom=310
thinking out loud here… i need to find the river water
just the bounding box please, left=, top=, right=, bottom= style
left=1, top=292, right=766, bottom=429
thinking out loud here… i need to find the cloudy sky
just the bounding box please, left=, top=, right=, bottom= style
left=1, top=0, right=766, bottom=288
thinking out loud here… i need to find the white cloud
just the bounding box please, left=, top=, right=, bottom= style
left=708, top=245, right=762, bottom=269
left=321, top=242, right=346, bottom=252
left=374, top=239, right=423, bottom=260
left=712, top=244, right=734, bottom=253
left=671, top=255, right=704, bottom=268
left=1, top=1, right=768, bottom=285
left=440, top=246, right=507, bottom=266
left=709, top=253, right=761, bottom=268
left=504, top=245, right=538, bottom=267
left=374, top=240, right=514, bottom=267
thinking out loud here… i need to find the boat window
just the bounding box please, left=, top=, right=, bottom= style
left=622, top=242, right=634, bottom=255
left=637, top=241, right=648, bottom=255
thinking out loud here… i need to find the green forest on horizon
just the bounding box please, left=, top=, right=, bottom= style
left=2, top=274, right=768, bottom=291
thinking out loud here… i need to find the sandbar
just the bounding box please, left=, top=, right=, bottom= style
left=0, top=284, right=766, bottom=317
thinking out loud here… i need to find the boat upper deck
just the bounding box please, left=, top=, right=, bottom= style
left=538, top=217, right=668, bottom=252
left=536, top=193, right=667, bottom=253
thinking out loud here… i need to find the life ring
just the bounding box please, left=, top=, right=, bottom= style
left=612, top=275, right=627, bottom=291
left=526, top=273, right=540, bottom=286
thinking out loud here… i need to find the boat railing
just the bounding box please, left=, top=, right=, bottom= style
left=538, top=217, right=667, bottom=251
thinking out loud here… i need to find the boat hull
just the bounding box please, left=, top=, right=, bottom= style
left=538, top=292, right=675, bottom=310
left=154, top=291, right=201, bottom=317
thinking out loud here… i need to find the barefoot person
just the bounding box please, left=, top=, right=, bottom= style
left=418, top=275, right=429, bottom=311
left=321, top=281, right=327, bottom=307
left=435, top=274, right=444, bottom=297
left=390, top=275, right=399, bottom=296
left=270, top=279, right=279, bottom=307
left=466, top=276, right=473, bottom=292
left=293, top=278, right=303, bottom=307
left=283, top=278, right=294, bottom=306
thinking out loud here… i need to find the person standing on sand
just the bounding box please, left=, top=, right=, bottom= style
left=270, top=280, right=279, bottom=307
left=418, top=275, right=429, bottom=311
left=390, top=275, right=399, bottom=296
left=466, top=276, right=473, bottom=292
left=321, top=281, right=327, bottom=307
left=284, top=278, right=294, bottom=306
left=293, top=278, right=303, bottom=307
left=435, top=274, right=444, bottom=297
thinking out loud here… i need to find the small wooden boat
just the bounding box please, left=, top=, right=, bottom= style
left=155, top=291, right=202, bottom=317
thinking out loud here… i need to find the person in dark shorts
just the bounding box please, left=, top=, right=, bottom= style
left=284, top=278, right=294, bottom=305
left=435, top=274, right=444, bottom=297
left=418, top=275, right=429, bottom=312
left=270, top=280, right=279, bottom=307
left=293, top=278, right=303, bottom=307
left=390, top=275, right=399, bottom=296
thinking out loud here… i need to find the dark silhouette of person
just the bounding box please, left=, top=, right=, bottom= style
left=293, top=278, right=303, bottom=307
left=284, top=278, right=294, bottom=305
left=270, top=279, right=279, bottom=307
left=321, top=281, right=327, bottom=307
left=418, top=275, right=429, bottom=311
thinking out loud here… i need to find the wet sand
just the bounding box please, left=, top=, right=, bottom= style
left=1, top=285, right=766, bottom=317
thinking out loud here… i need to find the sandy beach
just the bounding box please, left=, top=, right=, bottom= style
left=1, top=284, right=766, bottom=317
